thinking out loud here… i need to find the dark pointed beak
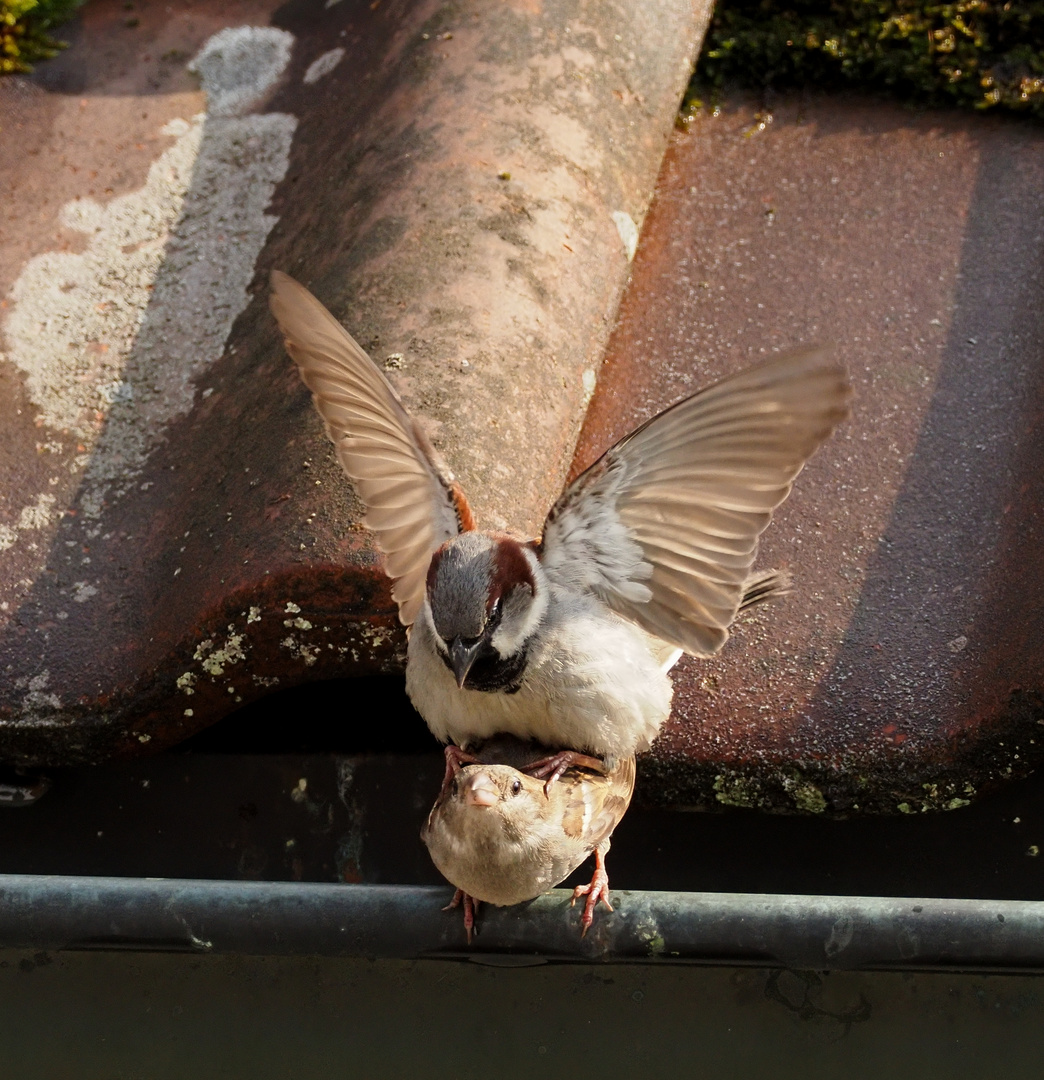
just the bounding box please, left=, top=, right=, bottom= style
left=450, top=637, right=483, bottom=689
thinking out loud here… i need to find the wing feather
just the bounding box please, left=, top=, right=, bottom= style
left=540, top=347, right=850, bottom=655
left=623, top=504, right=763, bottom=540
left=628, top=523, right=754, bottom=560
left=270, top=271, right=468, bottom=627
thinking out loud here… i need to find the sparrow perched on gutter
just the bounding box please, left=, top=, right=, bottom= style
left=270, top=272, right=850, bottom=780
left=421, top=736, right=636, bottom=940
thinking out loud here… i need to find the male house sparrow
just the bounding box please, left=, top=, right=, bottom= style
left=270, top=272, right=850, bottom=780
left=421, top=736, right=636, bottom=940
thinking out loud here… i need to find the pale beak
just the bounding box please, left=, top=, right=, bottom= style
left=464, top=772, right=499, bottom=808
left=450, top=636, right=483, bottom=689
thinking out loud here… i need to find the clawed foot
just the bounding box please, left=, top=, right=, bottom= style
left=440, top=745, right=481, bottom=798
left=522, top=751, right=605, bottom=796
left=443, top=888, right=481, bottom=944
left=570, top=846, right=613, bottom=938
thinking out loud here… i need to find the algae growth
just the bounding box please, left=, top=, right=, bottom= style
left=693, top=0, right=1044, bottom=119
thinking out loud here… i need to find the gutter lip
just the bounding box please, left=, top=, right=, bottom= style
left=1, top=874, right=1042, bottom=972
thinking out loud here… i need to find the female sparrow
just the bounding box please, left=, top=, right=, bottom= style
left=421, top=736, right=636, bottom=940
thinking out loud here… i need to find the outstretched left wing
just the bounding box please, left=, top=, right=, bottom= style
left=270, top=271, right=472, bottom=626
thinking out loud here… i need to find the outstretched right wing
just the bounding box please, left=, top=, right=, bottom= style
left=270, top=271, right=472, bottom=626
left=540, top=347, right=850, bottom=655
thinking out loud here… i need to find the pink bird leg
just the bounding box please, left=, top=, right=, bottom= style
left=523, top=750, right=605, bottom=796
left=571, top=842, right=613, bottom=937
left=439, top=745, right=481, bottom=798
left=443, top=888, right=481, bottom=944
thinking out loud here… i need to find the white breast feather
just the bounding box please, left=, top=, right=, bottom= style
left=407, top=587, right=672, bottom=760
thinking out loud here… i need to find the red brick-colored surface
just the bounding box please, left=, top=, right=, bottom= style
left=574, top=95, right=1044, bottom=812
left=0, top=0, right=707, bottom=763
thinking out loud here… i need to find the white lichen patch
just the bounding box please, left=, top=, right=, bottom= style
left=177, top=671, right=197, bottom=695
left=283, top=616, right=312, bottom=630
left=281, top=635, right=318, bottom=666
left=193, top=626, right=247, bottom=677
left=1, top=26, right=297, bottom=529
left=0, top=494, right=60, bottom=552
left=304, top=47, right=344, bottom=84
left=16, top=493, right=59, bottom=531
left=358, top=624, right=391, bottom=649
left=611, top=210, right=639, bottom=262
left=580, top=368, right=597, bottom=409
left=70, top=581, right=98, bottom=603
left=19, top=671, right=61, bottom=714
left=247, top=606, right=262, bottom=624
left=189, top=27, right=295, bottom=117
left=284, top=602, right=301, bottom=614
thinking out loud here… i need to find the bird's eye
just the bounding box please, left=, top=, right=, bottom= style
left=511, top=778, right=522, bottom=796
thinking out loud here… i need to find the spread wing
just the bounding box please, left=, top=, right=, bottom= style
left=540, top=347, right=851, bottom=655
left=270, top=271, right=471, bottom=626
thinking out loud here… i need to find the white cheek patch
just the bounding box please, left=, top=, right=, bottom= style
left=490, top=547, right=549, bottom=657
left=490, top=583, right=548, bottom=658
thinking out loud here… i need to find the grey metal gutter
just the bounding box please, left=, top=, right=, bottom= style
left=1, top=875, right=1042, bottom=972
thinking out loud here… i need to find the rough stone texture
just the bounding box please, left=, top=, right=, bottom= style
left=0, top=0, right=708, bottom=763
left=573, top=94, right=1044, bottom=813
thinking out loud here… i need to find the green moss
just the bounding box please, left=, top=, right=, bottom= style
left=713, top=768, right=831, bottom=813
left=2, top=0, right=85, bottom=75
left=895, top=780, right=976, bottom=814
left=693, top=0, right=1044, bottom=119
left=713, top=771, right=765, bottom=808
left=789, top=780, right=828, bottom=813
left=646, top=933, right=666, bottom=956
